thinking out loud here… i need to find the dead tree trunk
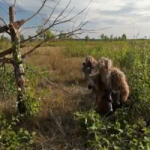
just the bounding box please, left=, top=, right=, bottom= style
left=9, top=6, right=26, bottom=114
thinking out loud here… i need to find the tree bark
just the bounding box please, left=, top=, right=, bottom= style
left=9, top=6, right=26, bottom=114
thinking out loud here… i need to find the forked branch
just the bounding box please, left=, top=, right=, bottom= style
left=24, top=0, right=47, bottom=23
left=21, top=0, right=93, bottom=43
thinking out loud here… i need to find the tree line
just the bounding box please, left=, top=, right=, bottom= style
left=85, top=33, right=127, bottom=42
left=0, top=30, right=127, bottom=42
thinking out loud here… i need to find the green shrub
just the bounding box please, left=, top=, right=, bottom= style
left=75, top=109, right=150, bottom=150
left=74, top=40, right=150, bottom=150
left=0, top=114, right=36, bottom=150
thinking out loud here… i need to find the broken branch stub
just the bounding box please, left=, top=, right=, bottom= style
left=0, top=26, right=9, bottom=34
left=0, top=20, right=25, bottom=34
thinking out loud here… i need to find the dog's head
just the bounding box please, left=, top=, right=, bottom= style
left=82, top=62, right=92, bottom=75
left=97, top=57, right=113, bottom=73
left=82, top=56, right=97, bottom=78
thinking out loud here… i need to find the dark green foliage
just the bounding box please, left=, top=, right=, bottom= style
left=0, top=64, right=44, bottom=149
left=75, top=109, right=150, bottom=150
left=0, top=115, right=36, bottom=150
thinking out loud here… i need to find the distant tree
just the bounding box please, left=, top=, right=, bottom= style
left=59, top=32, right=67, bottom=40
left=114, top=36, right=118, bottom=40
left=85, top=35, right=89, bottom=42
left=20, top=34, right=25, bottom=41
left=118, top=36, right=121, bottom=40
left=110, top=34, right=113, bottom=41
left=100, top=34, right=105, bottom=40
left=36, top=28, right=54, bottom=40
left=104, top=35, right=109, bottom=41
left=28, top=35, right=32, bottom=42
left=122, top=34, right=127, bottom=40
left=0, top=35, right=9, bottom=42
left=45, top=29, right=54, bottom=39
left=0, top=35, right=5, bottom=42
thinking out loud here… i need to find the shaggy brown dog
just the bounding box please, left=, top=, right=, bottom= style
left=88, top=57, right=130, bottom=116
left=97, top=57, right=130, bottom=103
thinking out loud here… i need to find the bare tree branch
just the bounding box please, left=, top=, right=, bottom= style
left=53, top=0, right=72, bottom=24
left=43, top=0, right=61, bottom=27
left=22, top=42, right=44, bottom=58
left=2, top=0, right=9, bottom=6
left=0, top=19, right=25, bottom=35
left=0, top=57, right=13, bottom=64
left=56, top=6, right=75, bottom=22
left=0, top=16, right=8, bottom=26
left=14, top=0, right=17, bottom=7
left=22, top=20, right=112, bottom=58
left=81, top=27, right=112, bottom=33
left=26, top=65, right=72, bottom=95
left=76, top=0, right=92, bottom=30
left=0, top=0, right=110, bottom=60
left=21, top=0, right=93, bottom=43
left=20, top=25, right=43, bottom=33
left=0, top=45, right=25, bottom=58
left=0, top=25, right=8, bottom=34
left=22, top=27, right=92, bottom=58
left=0, top=16, right=11, bottom=35
left=0, top=2, right=8, bottom=14
left=0, top=48, right=12, bottom=57
left=24, top=0, right=47, bottom=23
left=52, top=0, right=93, bottom=25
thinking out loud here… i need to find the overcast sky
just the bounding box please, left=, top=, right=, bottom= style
left=0, top=0, right=150, bottom=39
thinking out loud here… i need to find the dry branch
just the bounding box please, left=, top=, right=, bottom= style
left=26, top=65, right=72, bottom=95
left=12, top=19, right=25, bottom=29
left=24, top=0, right=47, bottom=23
left=22, top=28, right=86, bottom=58
left=21, top=0, right=93, bottom=43
left=20, top=25, right=43, bottom=33
left=0, top=45, right=25, bottom=58
left=0, top=25, right=8, bottom=34
left=0, top=17, right=8, bottom=26
left=0, top=57, right=13, bottom=64
left=0, top=48, right=12, bottom=57
left=14, top=0, right=17, bottom=6
left=0, top=20, right=25, bottom=34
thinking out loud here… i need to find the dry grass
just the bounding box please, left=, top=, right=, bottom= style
left=3, top=46, right=93, bottom=149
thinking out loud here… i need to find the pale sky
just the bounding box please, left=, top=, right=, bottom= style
left=0, top=0, right=150, bottom=39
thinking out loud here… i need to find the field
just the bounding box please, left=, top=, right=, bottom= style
left=1, top=40, right=150, bottom=150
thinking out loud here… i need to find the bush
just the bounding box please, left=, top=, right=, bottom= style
left=0, top=114, right=36, bottom=150
left=75, top=109, right=150, bottom=150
